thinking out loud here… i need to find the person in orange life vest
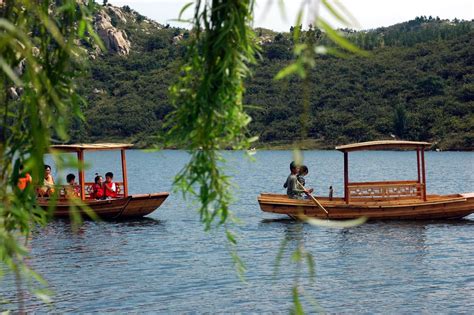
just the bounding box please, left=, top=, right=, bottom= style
left=65, top=173, right=80, bottom=198
left=103, top=172, right=117, bottom=199
left=17, top=164, right=32, bottom=191
left=92, top=173, right=104, bottom=199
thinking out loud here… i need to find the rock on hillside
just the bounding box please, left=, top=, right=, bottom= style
left=94, top=6, right=131, bottom=55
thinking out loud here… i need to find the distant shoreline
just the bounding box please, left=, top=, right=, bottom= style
left=125, top=139, right=473, bottom=151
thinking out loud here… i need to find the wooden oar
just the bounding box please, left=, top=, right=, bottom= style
left=297, top=181, right=329, bottom=215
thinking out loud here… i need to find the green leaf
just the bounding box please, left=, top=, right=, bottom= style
left=322, top=0, right=350, bottom=26
left=226, top=229, right=237, bottom=245
left=0, top=57, right=23, bottom=87
left=318, top=19, right=369, bottom=56
left=305, top=216, right=367, bottom=228
left=178, top=2, right=194, bottom=20
left=275, top=63, right=302, bottom=80
left=291, top=286, right=305, bottom=315
left=293, top=10, right=303, bottom=42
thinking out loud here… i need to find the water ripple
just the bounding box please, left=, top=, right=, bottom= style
left=1, top=150, right=473, bottom=313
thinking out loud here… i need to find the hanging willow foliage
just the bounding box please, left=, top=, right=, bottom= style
left=0, top=0, right=100, bottom=310
left=271, top=2, right=368, bottom=313
left=166, top=0, right=259, bottom=230
left=167, top=1, right=368, bottom=312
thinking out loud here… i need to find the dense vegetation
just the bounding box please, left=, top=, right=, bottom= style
left=76, top=11, right=473, bottom=150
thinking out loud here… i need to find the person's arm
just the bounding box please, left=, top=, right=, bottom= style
left=104, top=183, right=113, bottom=192
left=104, top=182, right=117, bottom=192
left=294, top=177, right=314, bottom=194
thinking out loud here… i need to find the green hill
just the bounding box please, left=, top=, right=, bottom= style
left=74, top=6, right=473, bottom=150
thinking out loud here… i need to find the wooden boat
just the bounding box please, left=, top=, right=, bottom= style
left=258, top=140, right=474, bottom=220
left=37, top=143, right=169, bottom=219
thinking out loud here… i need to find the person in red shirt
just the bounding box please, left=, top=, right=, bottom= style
left=92, top=174, right=104, bottom=199
left=103, top=172, right=117, bottom=199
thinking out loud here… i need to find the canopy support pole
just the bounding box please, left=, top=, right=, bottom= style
left=421, top=147, right=427, bottom=201
left=417, top=149, right=421, bottom=199
left=78, top=149, right=85, bottom=200
left=121, top=149, right=128, bottom=197
left=344, top=152, right=349, bottom=204
left=416, top=149, right=421, bottom=183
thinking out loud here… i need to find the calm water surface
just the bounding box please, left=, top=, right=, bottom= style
left=1, top=150, right=474, bottom=313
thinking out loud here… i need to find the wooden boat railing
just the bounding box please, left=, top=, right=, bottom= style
left=347, top=180, right=424, bottom=202
left=83, top=182, right=125, bottom=199
left=36, top=182, right=125, bottom=200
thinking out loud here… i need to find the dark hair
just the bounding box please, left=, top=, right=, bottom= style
left=290, top=161, right=299, bottom=170
left=45, top=164, right=51, bottom=171
left=299, top=165, right=308, bottom=175
left=66, top=173, right=75, bottom=183
left=94, top=173, right=102, bottom=184
left=105, top=172, right=113, bottom=178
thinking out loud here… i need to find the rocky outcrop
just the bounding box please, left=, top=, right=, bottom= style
left=94, top=8, right=131, bottom=55
left=107, top=6, right=127, bottom=24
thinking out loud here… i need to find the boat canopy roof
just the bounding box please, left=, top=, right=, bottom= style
left=50, top=143, right=133, bottom=152
left=336, top=140, right=431, bottom=152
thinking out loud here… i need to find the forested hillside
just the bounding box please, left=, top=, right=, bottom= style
left=75, top=6, right=473, bottom=150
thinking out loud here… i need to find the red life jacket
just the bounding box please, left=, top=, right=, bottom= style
left=104, top=182, right=117, bottom=198
left=92, top=183, right=104, bottom=199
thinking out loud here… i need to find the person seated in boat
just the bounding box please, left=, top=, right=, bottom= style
left=285, top=161, right=313, bottom=199
left=65, top=173, right=80, bottom=198
left=283, top=161, right=295, bottom=189
left=297, top=165, right=308, bottom=187
left=297, top=165, right=312, bottom=199
left=91, top=173, right=104, bottom=199
left=38, top=164, right=55, bottom=197
left=17, top=164, right=32, bottom=191
left=103, top=171, right=117, bottom=199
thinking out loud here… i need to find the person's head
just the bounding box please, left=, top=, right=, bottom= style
left=105, top=172, right=114, bottom=182
left=66, top=173, right=76, bottom=185
left=44, top=165, right=52, bottom=177
left=290, top=161, right=300, bottom=174
left=94, top=173, right=103, bottom=185
left=19, top=164, right=26, bottom=175
left=299, top=165, right=308, bottom=176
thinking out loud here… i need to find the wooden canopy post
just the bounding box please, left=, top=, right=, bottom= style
left=416, top=148, right=421, bottom=199
left=344, top=151, right=349, bottom=204
left=78, top=149, right=86, bottom=200
left=121, top=149, right=128, bottom=197
left=421, top=147, right=427, bottom=201
left=416, top=149, right=421, bottom=183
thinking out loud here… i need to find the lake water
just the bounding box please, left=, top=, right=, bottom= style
left=1, top=150, right=474, bottom=313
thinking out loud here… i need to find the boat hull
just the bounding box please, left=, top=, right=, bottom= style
left=38, top=192, right=169, bottom=219
left=258, top=193, right=474, bottom=220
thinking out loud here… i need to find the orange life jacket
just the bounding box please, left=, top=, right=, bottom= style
left=18, top=173, right=32, bottom=191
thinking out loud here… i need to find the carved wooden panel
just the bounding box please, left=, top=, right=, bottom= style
left=348, top=182, right=423, bottom=201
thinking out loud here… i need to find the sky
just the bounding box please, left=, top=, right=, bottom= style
left=107, top=0, right=473, bottom=31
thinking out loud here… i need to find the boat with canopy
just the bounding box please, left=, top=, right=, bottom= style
left=37, top=143, right=169, bottom=219
left=258, top=140, right=474, bottom=220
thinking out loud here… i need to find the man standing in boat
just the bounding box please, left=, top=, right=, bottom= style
left=284, top=161, right=313, bottom=199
